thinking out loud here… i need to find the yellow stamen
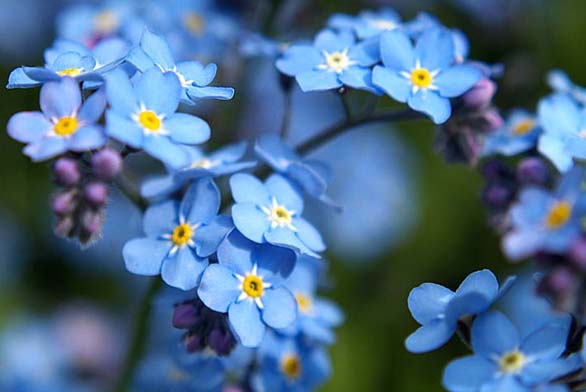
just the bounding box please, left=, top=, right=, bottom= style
left=57, top=68, right=82, bottom=77
left=138, top=110, right=162, bottom=132
left=545, top=201, right=572, bottom=229
left=512, top=119, right=534, bottom=136
left=242, top=275, right=264, bottom=298
left=54, top=116, right=79, bottom=137
left=190, top=158, right=212, bottom=169
left=499, top=351, right=526, bottom=374
left=281, top=354, right=302, bottom=380
left=411, top=68, right=433, bottom=88
left=183, top=12, right=205, bottom=35
left=172, top=224, right=193, bottom=246
left=295, top=293, right=312, bottom=313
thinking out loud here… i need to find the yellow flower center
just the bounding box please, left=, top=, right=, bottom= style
left=411, top=68, right=433, bottom=88
left=499, top=351, right=527, bottom=374
left=57, top=68, right=82, bottom=77
left=324, top=51, right=352, bottom=73
left=281, top=354, right=302, bottom=380
left=295, top=293, right=313, bottom=313
left=183, top=12, right=205, bottom=35
left=138, top=110, right=162, bottom=132
left=172, top=224, right=193, bottom=246
left=54, top=116, right=79, bottom=137
left=546, top=201, right=572, bottom=229
left=190, top=158, right=212, bottom=170
left=512, top=119, right=534, bottom=136
left=271, top=205, right=292, bottom=225
left=242, top=275, right=264, bottom=298
left=94, top=10, right=119, bottom=34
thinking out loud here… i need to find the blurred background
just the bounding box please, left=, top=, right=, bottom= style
left=0, top=0, right=581, bottom=390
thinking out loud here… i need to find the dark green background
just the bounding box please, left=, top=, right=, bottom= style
left=0, top=0, right=583, bottom=390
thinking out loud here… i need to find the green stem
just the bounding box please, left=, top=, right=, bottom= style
left=113, top=278, right=163, bottom=392
left=115, top=173, right=148, bottom=212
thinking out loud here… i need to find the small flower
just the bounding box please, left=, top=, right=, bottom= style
left=123, top=178, right=232, bottom=290
left=7, top=78, right=106, bottom=161
left=276, top=29, right=380, bottom=93
left=483, top=109, right=541, bottom=157
left=537, top=93, right=586, bottom=172
left=503, top=167, right=585, bottom=261
left=141, top=142, right=256, bottom=199
left=253, top=333, right=331, bottom=391
left=372, top=28, right=481, bottom=124
left=197, top=231, right=297, bottom=347
left=406, top=269, right=515, bottom=353
left=104, top=68, right=211, bottom=169
left=230, top=173, right=326, bottom=258
left=128, top=29, right=234, bottom=104
left=442, top=311, right=577, bottom=392
left=328, top=7, right=402, bottom=39
left=546, top=69, right=586, bottom=105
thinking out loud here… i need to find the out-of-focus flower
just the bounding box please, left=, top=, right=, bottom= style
left=483, top=109, right=541, bottom=157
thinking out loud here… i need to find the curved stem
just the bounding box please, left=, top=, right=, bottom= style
left=296, top=108, right=424, bottom=155
left=115, top=172, right=148, bottom=212
left=114, top=278, right=163, bottom=392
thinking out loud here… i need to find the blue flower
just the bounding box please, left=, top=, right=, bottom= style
left=276, top=29, right=380, bottom=93
left=547, top=69, right=586, bottom=105
left=197, top=231, right=297, bottom=347
left=127, top=29, right=234, bottom=104
left=442, top=311, right=576, bottom=392
left=406, top=269, right=514, bottom=353
left=537, top=93, right=586, bottom=172
left=230, top=173, right=326, bottom=258
left=483, top=109, right=541, bottom=157
left=104, top=68, right=210, bottom=169
left=280, top=256, right=343, bottom=345
left=141, top=142, right=256, bottom=199
left=123, top=178, right=232, bottom=290
left=255, top=133, right=338, bottom=209
left=372, top=28, right=482, bottom=124
left=7, top=78, right=107, bottom=161
left=328, top=7, right=403, bottom=39
left=252, top=332, right=331, bottom=392
left=503, top=167, right=585, bottom=260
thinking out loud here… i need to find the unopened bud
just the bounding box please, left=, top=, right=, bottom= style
left=54, top=157, right=81, bottom=186
left=91, top=148, right=123, bottom=180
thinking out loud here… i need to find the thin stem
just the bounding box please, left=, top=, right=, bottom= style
left=114, top=278, right=163, bottom=392
left=115, top=172, right=148, bottom=212
left=280, top=89, right=293, bottom=140
left=296, top=108, right=424, bottom=155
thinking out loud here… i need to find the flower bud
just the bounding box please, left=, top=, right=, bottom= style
left=51, top=190, right=77, bottom=216
left=462, top=78, right=497, bottom=109
left=538, top=267, right=574, bottom=296
left=84, top=182, right=109, bottom=207
left=80, top=210, right=103, bottom=235
left=482, top=184, right=512, bottom=208
left=207, top=328, right=236, bottom=356
left=173, top=303, right=200, bottom=329
left=54, top=157, right=81, bottom=186
left=184, top=332, right=202, bottom=353
left=517, top=157, right=549, bottom=186
left=91, top=148, right=123, bottom=180
left=54, top=216, right=75, bottom=238
left=570, top=238, right=586, bottom=271
left=483, top=108, right=504, bottom=131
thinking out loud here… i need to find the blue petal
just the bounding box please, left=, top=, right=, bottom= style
left=471, top=312, right=519, bottom=357
left=435, top=65, right=482, bottom=98
left=405, top=318, right=455, bottom=353
left=104, top=69, right=139, bottom=115
left=136, top=69, right=181, bottom=116
left=126, top=47, right=155, bottom=72
left=187, top=86, right=235, bottom=101
left=198, top=264, right=240, bottom=312
left=22, top=67, right=61, bottom=82
left=480, top=377, right=528, bottom=392
left=6, top=67, right=39, bottom=89
left=538, top=93, right=581, bottom=137
left=143, top=200, right=179, bottom=237
left=216, top=230, right=255, bottom=275
left=161, top=248, right=207, bottom=290
left=520, top=325, right=568, bottom=361
left=261, top=287, right=297, bottom=329
left=228, top=300, right=266, bottom=348
left=123, top=238, right=168, bottom=275
left=7, top=112, right=52, bottom=143
left=143, top=136, right=190, bottom=170
left=195, top=215, right=233, bottom=257
left=254, top=133, right=297, bottom=172
left=78, top=89, right=107, bottom=124
left=349, top=37, right=380, bottom=66
left=379, top=30, right=414, bottom=70
left=181, top=177, right=220, bottom=224
left=455, top=269, right=499, bottom=300
left=314, top=29, right=355, bottom=52
left=296, top=70, right=342, bottom=92
left=276, top=45, right=320, bottom=76
left=314, top=298, right=344, bottom=326
left=266, top=174, right=304, bottom=213
left=177, top=61, right=216, bottom=86
left=408, top=283, right=454, bottom=325
left=372, top=66, right=410, bottom=103
left=264, top=226, right=320, bottom=258
left=442, top=356, right=497, bottom=391
left=210, top=141, right=248, bottom=163
left=408, top=90, right=451, bottom=124
left=141, top=175, right=180, bottom=199
left=40, top=78, right=81, bottom=119
left=23, top=137, right=67, bottom=161
left=415, top=28, right=454, bottom=70
left=254, top=243, right=296, bottom=280
left=230, top=173, right=271, bottom=205
left=502, top=229, right=544, bottom=261
left=68, top=125, right=107, bottom=151
left=538, top=133, right=574, bottom=173
left=232, top=203, right=270, bottom=244
left=92, top=38, right=129, bottom=67
left=294, top=218, right=326, bottom=252
left=165, top=113, right=210, bottom=145
left=286, top=161, right=328, bottom=199
left=339, top=67, right=378, bottom=92
left=105, top=110, right=144, bottom=148
left=138, top=29, right=175, bottom=70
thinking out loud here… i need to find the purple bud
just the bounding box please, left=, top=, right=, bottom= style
left=481, top=159, right=508, bottom=181
left=91, top=148, right=123, bottom=180
left=80, top=210, right=103, bottom=235
left=462, top=78, right=497, bottom=109
left=207, top=328, right=235, bottom=356
left=539, top=267, right=574, bottom=296
left=54, top=157, right=81, bottom=186
left=483, top=108, right=504, bottom=130
left=570, top=238, right=586, bottom=271
left=223, top=386, right=244, bottom=392
left=482, top=184, right=512, bottom=207
left=84, top=182, right=109, bottom=207
left=51, top=190, right=77, bottom=216
left=54, top=216, right=75, bottom=238
left=173, top=303, right=199, bottom=329
left=184, top=332, right=202, bottom=353
left=517, top=157, right=549, bottom=186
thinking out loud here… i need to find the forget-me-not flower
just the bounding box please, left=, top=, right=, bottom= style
left=104, top=68, right=210, bottom=169
left=276, top=29, right=380, bottom=93
left=230, top=173, right=326, bottom=258
left=123, top=178, right=232, bottom=290
left=483, top=109, right=541, bottom=157
left=127, top=29, right=234, bottom=104
left=503, top=167, right=585, bottom=260
left=406, top=269, right=515, bottom=353
left=372, top=28, right=482, bottom=124
left=547, top=69, right=586, bottom=105
left=328, top=7, right=402, bottom=39
left=197, top=231, right=297, bottom=347
left=7, top=78, right=106, bottom=161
